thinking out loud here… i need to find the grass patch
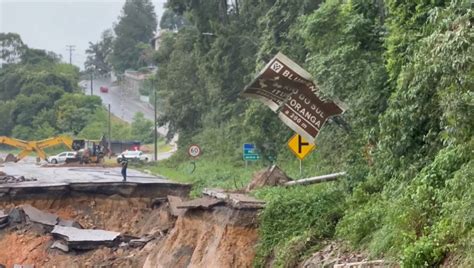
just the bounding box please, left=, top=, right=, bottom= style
left=142, top=155, right=265, bottom=196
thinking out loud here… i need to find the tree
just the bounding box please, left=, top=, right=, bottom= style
left=159, top=9, right=186, bottom=31
left=110, top=0, right=157, bottom=72
left=85, top=29, right=114, bottom=74
left=131, top=112, right=153, bottom=143
left=0, top=32, right=26, bottom=65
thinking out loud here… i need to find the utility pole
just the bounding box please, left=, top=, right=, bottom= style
left=153, top=79, right=158, bottom=161
left=108, top=104, right=112, bottom=159
left=66, top=45, right=75, bottom=65
left=90, top=72, right=93, bottom=96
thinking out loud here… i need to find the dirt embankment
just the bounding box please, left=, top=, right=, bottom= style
left=0, top=193, right=261, bottom=267
left=144, top=206, right=259, bottom=267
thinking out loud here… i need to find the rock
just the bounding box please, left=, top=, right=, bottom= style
left=13, top=265, right=34, bottom=268
left=22, top=205, right=58, bottom=226
left=129, top=236, right=153, bottom=248
left=51, top=240, right=69, bottom=252
left=8, top=208, right=25, bottom=223
left=51, top=225, right=120, bottom=250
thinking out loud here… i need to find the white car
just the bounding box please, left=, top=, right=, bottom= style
left=117, top=150, right=150, bottom=163
left=47, top=151, right=77, bottom=164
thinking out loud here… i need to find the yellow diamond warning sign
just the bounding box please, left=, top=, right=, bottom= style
left=287, top=134, right=315, bottom=160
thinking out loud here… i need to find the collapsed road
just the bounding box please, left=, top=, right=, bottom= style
left=0, top=160, right=264, bottom=267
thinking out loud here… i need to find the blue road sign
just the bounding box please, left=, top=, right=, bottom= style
left=243, top=143, right=260, bottom=161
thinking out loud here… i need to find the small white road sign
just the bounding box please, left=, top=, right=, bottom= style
left=188, top=144, right=202, bottom=158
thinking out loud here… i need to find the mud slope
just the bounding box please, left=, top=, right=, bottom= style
left=144, top=206, right=259, bottom=268
left=0, top=193, right=262, bottom=267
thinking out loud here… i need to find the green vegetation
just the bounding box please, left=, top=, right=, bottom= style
left=146, top=0, right=473, bottom=266
left=84, top=29, right=114, bottom=75
left=0, top=33, right=102, bottom=140
left=1, top=0, right=472, bottom=266
left=0, top=33, right=155, bottom=146
left=109, top=0, right=157, bottom=73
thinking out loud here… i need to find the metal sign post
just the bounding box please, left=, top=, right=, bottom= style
left=188, top=144, right=201, bottom=173
left=299, top=159, right=302, bottom=177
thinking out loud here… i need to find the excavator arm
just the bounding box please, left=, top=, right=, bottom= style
left=0, top=136, right=28, bottom=149
left=36, top=136, right=73, bottom=151
left=0, top=135, right=74, bottom=161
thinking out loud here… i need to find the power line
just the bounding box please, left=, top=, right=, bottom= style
left=66, top=45, right=76, bottom=65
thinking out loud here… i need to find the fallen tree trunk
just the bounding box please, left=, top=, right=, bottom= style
left=284, top=172, right=346, bottom=186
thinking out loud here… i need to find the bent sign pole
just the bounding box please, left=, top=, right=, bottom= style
left=241, top=52, right=346, bottom=142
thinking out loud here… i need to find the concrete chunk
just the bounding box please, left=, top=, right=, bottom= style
left=58, top=219, right=82, bottom=229
left=167, top=195, right=187, bottom=216
left=0, top=210, right=7, bottom=223
left=52, top=225, right=120, bottom=250
left=177, top=197, right=224, bottom=210
left=228, top=193, right=265, bottom=209
left=202, top=188, right=229, bottom=199
left=51, top=240, right=69, bottom=252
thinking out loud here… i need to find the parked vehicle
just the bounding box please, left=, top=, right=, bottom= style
left=116, top=150, right=150, bottom=163
left=100, top=86, right=109, bottom=93
left=47, top=151, right=77, bottom=164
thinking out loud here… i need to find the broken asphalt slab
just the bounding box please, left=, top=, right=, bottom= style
left=22, top=204, right=58, bottom=226
left=0, top=162, right=191, bottom=200
left=202, top=188, right=265, bottom=209
left=52, top=225, right=120, bottom=250
left=177, top=197, right=225, bottom=210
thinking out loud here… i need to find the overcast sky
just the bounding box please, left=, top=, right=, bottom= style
left=0, top=0, right=167, bottom=69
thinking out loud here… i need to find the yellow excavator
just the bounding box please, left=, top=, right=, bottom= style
left=0, top=135, right=107, bottom=163
left=0, top=135, right=74, bottom=162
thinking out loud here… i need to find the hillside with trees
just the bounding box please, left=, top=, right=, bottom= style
left=0, top=33, right=103, bottom=140
left=150, top=0, right=473, bottom=266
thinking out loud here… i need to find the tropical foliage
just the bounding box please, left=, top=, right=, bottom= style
left=153, top=0, right=473, bottom=266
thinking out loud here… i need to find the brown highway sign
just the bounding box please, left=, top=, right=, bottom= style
left=241, top=52, right=345, bottom=141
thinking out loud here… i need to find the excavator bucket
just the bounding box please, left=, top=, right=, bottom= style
left=4, top=153, right=17, bottom=163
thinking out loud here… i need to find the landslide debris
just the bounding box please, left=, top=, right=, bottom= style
left=0, top=189, right=264, bottom=267
left=246, top=164, right=291, bottom=191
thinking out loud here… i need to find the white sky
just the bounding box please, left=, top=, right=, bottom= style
left=0, top=0, right=167, bottom=69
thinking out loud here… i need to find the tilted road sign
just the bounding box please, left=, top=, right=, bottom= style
left=287, top=134, right=315, bottom=160
left=241, top=52, right=345, bottom=142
